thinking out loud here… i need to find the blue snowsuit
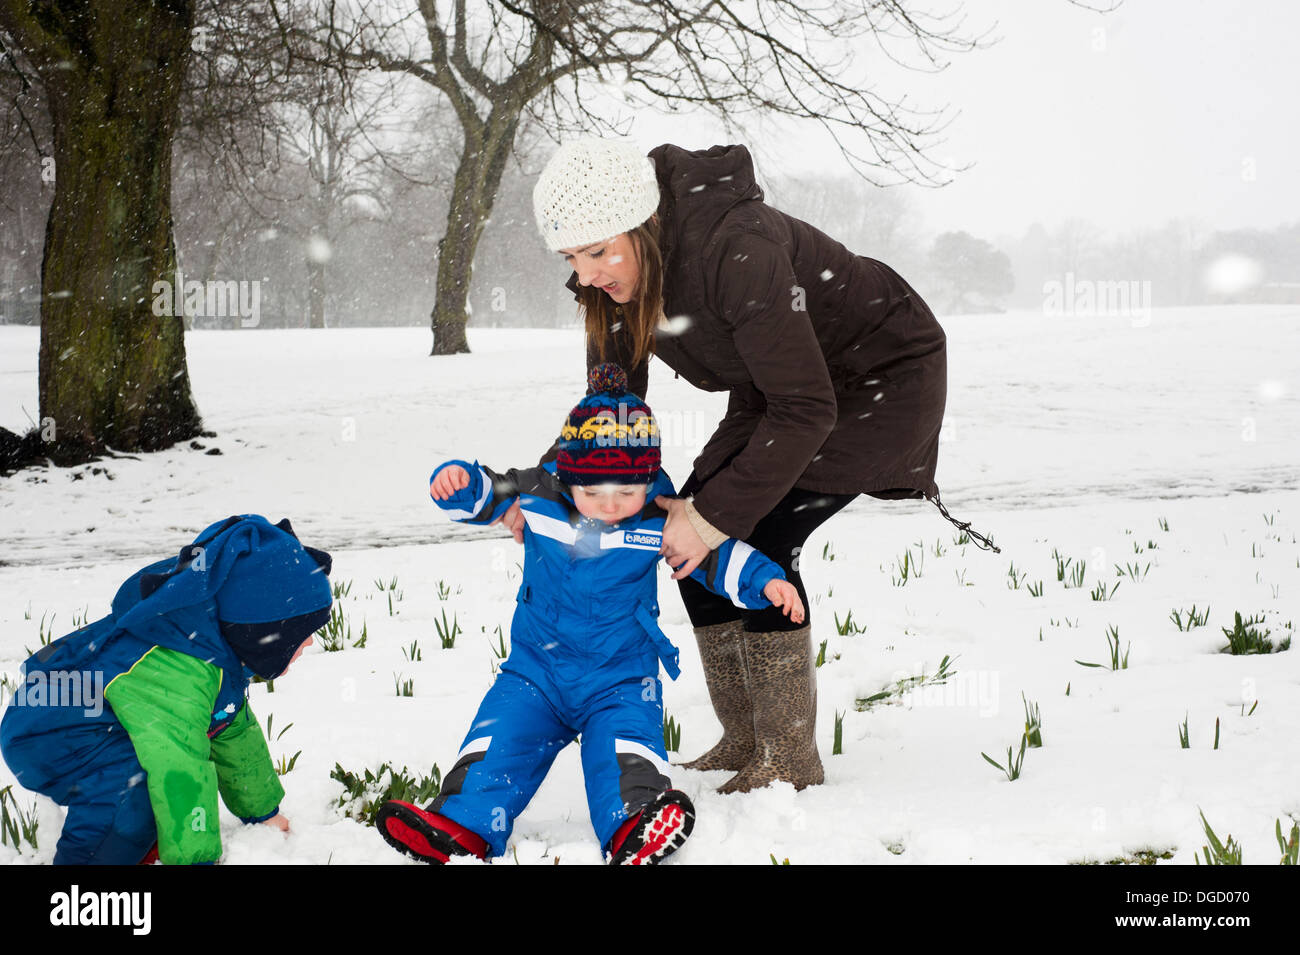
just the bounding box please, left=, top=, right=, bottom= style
left=428, top=459, right=785, bottom=856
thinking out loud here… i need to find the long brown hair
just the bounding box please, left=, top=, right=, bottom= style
left=579, top=215, right=665, bottom=371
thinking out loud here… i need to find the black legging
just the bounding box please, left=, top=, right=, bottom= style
left=676, top=471, right=858, bottom=633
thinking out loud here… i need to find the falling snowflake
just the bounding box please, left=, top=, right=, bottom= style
left=661, top=315, right=693, bottom=336
left=306, top=235, right=333, bottom=264
left=1258, top=380, right=1286, bottom=402
left=1204, top=254, right=1262, bottom=295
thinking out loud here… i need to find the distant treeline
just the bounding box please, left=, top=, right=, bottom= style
left=3, top=149, right=1296, bottom=327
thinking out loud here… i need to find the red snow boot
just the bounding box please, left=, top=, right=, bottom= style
left=376, top=801, right=490, bottom=864
left=607, top=789, right=695, bottom=866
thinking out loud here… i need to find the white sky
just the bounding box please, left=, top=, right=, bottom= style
left=622, top=0, right=1300, bottom=241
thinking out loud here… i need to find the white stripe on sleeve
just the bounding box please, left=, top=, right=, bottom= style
left=723, top=541, right=756, bottom=608
left=522, top=509, right=578, bottom=545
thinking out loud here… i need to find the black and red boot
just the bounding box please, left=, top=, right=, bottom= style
left=375, top=801, right=490, bottom=864
left=607, top=789, right=695, bottom=866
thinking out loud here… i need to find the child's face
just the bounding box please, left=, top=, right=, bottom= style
left=279, top=635, right=314, bottom=675
left=571, top=483, right=648, bottom=524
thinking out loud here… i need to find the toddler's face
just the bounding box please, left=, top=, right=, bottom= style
left=571, top=483, right=648, bottom=524
left=279, top=635, right=314, bottom=676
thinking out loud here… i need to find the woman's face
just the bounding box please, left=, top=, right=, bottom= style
left=559, top=232, right=640, bottom=304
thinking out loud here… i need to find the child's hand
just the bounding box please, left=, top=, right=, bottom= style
left=262, top=813, right=290, bottom=833
left=763, top=579, right=805, bottom=624
left=430, top=465, right=470, bottom=500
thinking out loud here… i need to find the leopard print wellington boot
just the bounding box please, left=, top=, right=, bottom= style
left=678, top=619, right=756, bottom=772
left=718, top=623, right=824, bottom=794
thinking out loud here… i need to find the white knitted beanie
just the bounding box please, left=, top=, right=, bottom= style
left=533, top=137, right=661, bottom=252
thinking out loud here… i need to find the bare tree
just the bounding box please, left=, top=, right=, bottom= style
left=171, top=1, right=290, bottom=328
left=0, top=0, right=202, bottom=463
left=269, top=0, right=991, bottom=355
left=177, top=1, right=443, bottom=329
left=928, top=230, right=1014, bottom=314
left=269, top=69, right=406, bottom=327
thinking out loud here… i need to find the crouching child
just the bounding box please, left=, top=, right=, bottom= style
left=0, top=515, right=333, bottom=864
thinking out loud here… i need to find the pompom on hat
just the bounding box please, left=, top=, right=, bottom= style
left=556, top=363, right=661, bottom=486
left=533, top=137, right=661, bottom=252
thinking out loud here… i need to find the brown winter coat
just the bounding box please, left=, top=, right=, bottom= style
left=562, top=143, right=949, bottom=542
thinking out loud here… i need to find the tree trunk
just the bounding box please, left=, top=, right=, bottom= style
left=430, top=118, right=518, bottom=356
left=306, top=236, right=327, bottom=329
left=1, top=0, right=203, bottom=463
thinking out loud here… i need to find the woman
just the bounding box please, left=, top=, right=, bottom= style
left=521, top=137, right=997, bottom=795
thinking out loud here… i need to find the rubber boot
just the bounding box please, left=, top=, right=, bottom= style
left=718, top=624, right=824, bottom=794
left=678, top=619, right=755, bottom=772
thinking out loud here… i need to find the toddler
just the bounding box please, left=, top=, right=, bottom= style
left=377, top=364, right=802, bottom=865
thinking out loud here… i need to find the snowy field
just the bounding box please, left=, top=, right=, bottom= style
left=1, top=305, right=1298, bottom=865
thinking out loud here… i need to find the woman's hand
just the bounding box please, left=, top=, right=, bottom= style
left=494, top=499, right=525, bottom=544
left=763, top=579, right=805, bottom=624
left=430, top=465, right=470, bottom=500
left=655, top=495, right=710, bottom=580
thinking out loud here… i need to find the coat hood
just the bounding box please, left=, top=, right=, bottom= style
left=649, top=143, right=764, bottom=269
left=109, top=514, right=333, bottom=678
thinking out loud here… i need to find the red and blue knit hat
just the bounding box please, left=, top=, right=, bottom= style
left=556, top=363, right=661, bottom=486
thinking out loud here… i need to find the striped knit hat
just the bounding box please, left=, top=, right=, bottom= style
left=556, top=363, right=661, bottom=486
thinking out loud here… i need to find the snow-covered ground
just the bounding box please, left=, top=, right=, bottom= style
left=1, top=306, right=1298, bottom=865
